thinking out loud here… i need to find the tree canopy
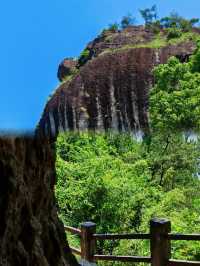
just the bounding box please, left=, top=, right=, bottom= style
left=105, top=6, right=199, bottom=34
left=139, top=5, right=158, bottom=26
left=150, top=42, right=200, bottom=132
left=55, top=132, right=200, bottom=262
left=121, top=13, right=136, bottom=29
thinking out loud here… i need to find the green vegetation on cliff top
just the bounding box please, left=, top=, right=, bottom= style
left=55, top=6, right=200, bottom=88
left=100, top=31, right=200, bottom=56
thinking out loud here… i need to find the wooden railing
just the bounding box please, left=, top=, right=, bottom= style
left=65, top=218, right=200, bottom=266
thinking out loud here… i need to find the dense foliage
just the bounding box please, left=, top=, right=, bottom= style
left=150, top=42, right=200, bottom=131
left=56, top=132, right=200, bottom=262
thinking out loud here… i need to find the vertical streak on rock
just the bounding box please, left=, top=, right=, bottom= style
left=44, top=121, right=49, bottom=137
left=110, top=77, right=119, bottom=131
left=121, top=80, right=130, bottom=131
left=155, top=49, right=161, bottom=65
left=64, top=98, right=69, bottom=131
left=130, top=73, right=140, bottom=132
left=96, top=92, right=104, bottom=130
left=72, top=106, right=76, bottom=130
left=121, top=86, right=131, bottom=131
left=118, top=110, right=125, bottom=132
left=114, top=82, right=123, bottom=132
left=58, top=106, right=64, bottom=133
left=78, top=86, right=88, bottom=131
left=79, top=112, right=88, bottom=131
left=49, top=112, right=56, bottom=137
left=53, top=109, right=59, bottom=136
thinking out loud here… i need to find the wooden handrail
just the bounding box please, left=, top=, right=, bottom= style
left=168, top=259, right=200, bottom=266
left=168, top=233, right=200, bottom=241
left=93, top=255, right=151, bottom=262
left=65, top=219, right=200, bottom=265
left=64, top=225, right=81, bottom=236
left=93, top=232, right=150, bottom=240
left=69, top=246, right=81, bottom=256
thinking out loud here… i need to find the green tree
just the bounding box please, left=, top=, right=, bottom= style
left=108, top=22, right=119, bottom=32
left=120, top=13, right=136, bottom=29
left=160, top=12, right=199, bottom=31
left=166, top=27, right=182, bottom=39
left=150, top=49, right=200, bottom=131
left=144, top=132, right=199, bottom=188
left=139, top=5, right=157, bottom=26
left=190, top=18, right=200, bottom=27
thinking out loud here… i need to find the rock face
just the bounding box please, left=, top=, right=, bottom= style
left=37, top=27, right=198, bottom=139
left=0, top=136, right=78, bottom=266
left=57, top=58, right=78, bottom=82
left=85, top=26, right=155, bottom=58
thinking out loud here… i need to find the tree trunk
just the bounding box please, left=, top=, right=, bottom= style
left=0, top=136, right=78, bottom=266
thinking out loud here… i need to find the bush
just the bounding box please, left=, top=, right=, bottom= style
left=108, top=23, right=119, bottom=32
left=167, top=27, right=182, bottom=40
left=78, top=48, right=91, bottom=67
left=120, top=14, right=136, bottom=29
left=150, top=20, right=162, bottom=34
left=160, top=13, right=199, bottom=31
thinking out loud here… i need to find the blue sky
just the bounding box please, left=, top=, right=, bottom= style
left=0, top=0, right=199, bottom=131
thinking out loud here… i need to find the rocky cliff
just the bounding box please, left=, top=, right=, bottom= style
left=37, top=26, right=199, bottom=138
left=0, top=136, right=78, bottom=266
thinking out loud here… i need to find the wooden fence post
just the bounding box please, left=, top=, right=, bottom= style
left=150, top=218, right=171, bottom=266
left=81, top=222, right=96, bottom=265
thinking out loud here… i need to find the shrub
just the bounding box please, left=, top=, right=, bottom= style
left=139, top=5, right=157, bottom=26
left=108, top=23, right=119, bottom=32
left=120, top=13, right=136, bottom=29
left=150, top=20, right=162, bottom=34
left=78, top=48, right=91, bottom=67
left=190, top=18, right=199, bottom=27
left=167, top=27, right=182, bottom=40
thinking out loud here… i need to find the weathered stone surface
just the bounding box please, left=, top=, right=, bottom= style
left=85, top=26, right=155, bottom=59
left=37, top=39, right=196, bottom=139
left=57, top=58, right=78, bottom=82
left=0, top=136, right=78, bottom=266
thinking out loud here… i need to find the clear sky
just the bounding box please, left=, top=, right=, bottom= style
left=0, top=0, right=199, bottom=131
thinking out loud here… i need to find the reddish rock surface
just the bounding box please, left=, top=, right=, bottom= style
left=37, top=27, right=198, bottom=139
left=0, top=136, right=78, bottom=266
left=84, top=26, right=155, bottom=59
